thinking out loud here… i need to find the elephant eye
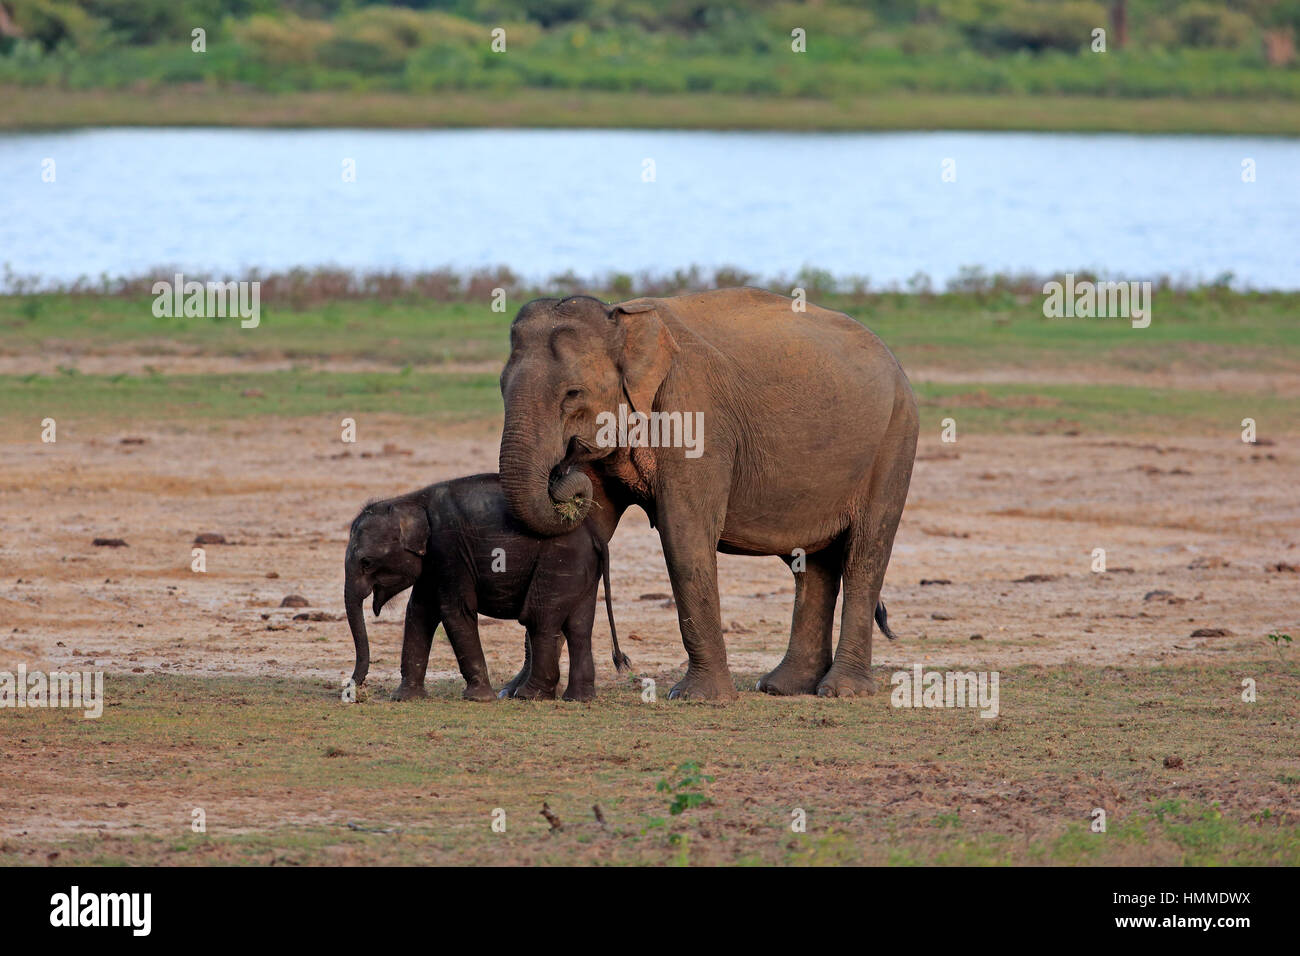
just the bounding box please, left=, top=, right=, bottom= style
left=565, top=388, right=584, bottom=401
left=360, top=557, right=374, bottom=573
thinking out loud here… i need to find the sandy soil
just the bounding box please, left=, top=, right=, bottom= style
left=2, top=420, right=1296, bottom=689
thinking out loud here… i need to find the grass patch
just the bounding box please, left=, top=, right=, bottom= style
left=913, top=381, right=1297, bottom=434
left=0, top=369, right=502, bottom=429
left=0, top=371, right=1289, bottom=437
left=4, top=290, right=1296, bottom=436
left=0, top=297, right=510, bottom=364
left=6, top=290, right=1299, bottom=370
left=5, top=89, right=1300, bottom=136
left=1, top=662, right=1296, bottom=865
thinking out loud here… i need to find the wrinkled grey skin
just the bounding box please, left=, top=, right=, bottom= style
left=344, top=472, right=628, bottom=702
left=498, top=289, right=917, bottom=701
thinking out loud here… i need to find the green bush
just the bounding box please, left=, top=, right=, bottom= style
left=235, top=14, right=332, bottom=67
left=8, top=0, right=106, bottom=52
left=1, top=0, right=1297, bottom=100
left=1174, top=2, right=1255, bottom=49
left=947, top=0, right=1107, bottom=54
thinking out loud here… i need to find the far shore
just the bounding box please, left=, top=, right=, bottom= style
left=3, top=87, right=1300, bottom=136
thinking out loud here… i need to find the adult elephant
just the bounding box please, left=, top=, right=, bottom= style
left=498, top=288, right=918, bottom=700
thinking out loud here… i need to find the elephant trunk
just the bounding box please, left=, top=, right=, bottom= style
left=499, top=417, right=592, bottom=535
left=344, top=578, right=370, bottom=686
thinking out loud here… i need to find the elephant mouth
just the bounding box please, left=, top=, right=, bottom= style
left=371, top=582, right=401, bottom=616
left=560, top=434, right=605, bottom=465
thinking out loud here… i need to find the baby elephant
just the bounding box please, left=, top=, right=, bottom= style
left=344, top=473, right=628, bottom=702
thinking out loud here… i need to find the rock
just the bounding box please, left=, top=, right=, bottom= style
left=1266, top=562, right=1299, bottom=573
left=92, top=538, right=128, bottom=547
left=969, top=634, right=984, bottom=640
left=293, top=611, right=337, bottom=622
left=280, top=595, right=310, bottom=608
left=920, top=578, right=952, bottom=586
left=639, top=593, right=672, bottom=601
left=119, top=437, right=146, bottom=445
left=1163, top=755, right=1184, bottom=769
left=1190, top=627, right=1230, bottom=638
left=193, top=532, right=227, bottom=545
left=1188, top=556, right=1229, bottom=570
left=266, top=571, right=279, bottom=579
left=931, top=612, right=954, bottom=621
left=1014, top=574, right=1057, bottom=583
left=1144, top=590, right=1174, bottom=601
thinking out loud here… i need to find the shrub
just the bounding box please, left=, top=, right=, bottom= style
left=8, top=0, right=106, bottom=53
left=1174, top=3, right=1255, bottom=49
left=946, top=0, right=1107, bottom=54
left=234, top=14, right=332, bottom=67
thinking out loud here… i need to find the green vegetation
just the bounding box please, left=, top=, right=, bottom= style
left=6, top=274, right=1300, bottom=360
left=656, top=761, right=715, bottom=816
left=2, top=284, right=1296, bottom=435
left=2, top=662, right=1295, bottom=865
left=0, top=367, right=503, bottom=426
left=2, top=369, right=1292, bottom=436
left=7, top=86, right=1300, bottom=134
left=2, top=2, right=1299, bottom=131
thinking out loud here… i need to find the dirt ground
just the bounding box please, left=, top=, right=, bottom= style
left=2, top=419, right=1295, bottom=686
left=1, top=412, right=1297, bottom=861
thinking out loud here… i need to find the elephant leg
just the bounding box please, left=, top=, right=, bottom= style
left=511, top=625, right=562, bottom=700
left=442, top=609, right=495, bottom=703
left=659, top=501, right=737, bottom=701
left=561, top=595, right=598, bottom=703
left=393, top=589, right=438, bottom=701
left=818, top=413, right=917, bottom=698
left=498, top=632, right=533, bottom=699
left=758, top=545, right=843, bottom=695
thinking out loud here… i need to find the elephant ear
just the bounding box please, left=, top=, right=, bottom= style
left=610, top=300, right=679, bottom=415
left=396, top=505, right=429, bottom=556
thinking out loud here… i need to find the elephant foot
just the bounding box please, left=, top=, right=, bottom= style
left=462, top=681, right=497, bottom=703
left=562, top=683, right=596, bottom=703
left=816, top=666, right=876, bottom=699
left=757, top=658, right=829, bottom=696
left=509, top=679, right=559, bottom=701
left=391, top=683, right=428, bottom=702
left=668, top=669, right=738, bottom=701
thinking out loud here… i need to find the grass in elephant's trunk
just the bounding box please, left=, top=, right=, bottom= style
left=553, top=494, right=592, bottom=523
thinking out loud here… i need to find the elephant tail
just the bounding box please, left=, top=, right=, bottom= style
left=599, top=540, right=630, bottom=672
left=875, top=600, right=898, bottom=641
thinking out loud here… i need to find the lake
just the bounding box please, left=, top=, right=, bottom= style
left=2, top=128, right=1296, bottom=288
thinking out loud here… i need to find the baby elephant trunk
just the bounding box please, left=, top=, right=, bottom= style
left=344, top=579, right=370, bottom=686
